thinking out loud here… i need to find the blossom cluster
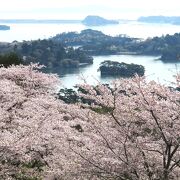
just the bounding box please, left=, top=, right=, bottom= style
left=0, top=64, right=179, bottom=179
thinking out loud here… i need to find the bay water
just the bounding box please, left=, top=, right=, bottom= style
left=0, top=21, right=180, bottom=87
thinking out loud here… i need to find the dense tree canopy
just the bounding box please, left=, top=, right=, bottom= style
left=0, top=64, right=82, bottom=179
left=0, top=52, right=22, bottom=67
left=0, top=64, right=179, bottom=179
left=76, top=75, right=180, bottom=179
left=99, top=60, right=145, bottom=77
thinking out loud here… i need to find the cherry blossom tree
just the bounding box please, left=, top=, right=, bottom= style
left=0, top=64, right=89, bottom=179
left=0, top=63, right=179, bottom=180
left=74, top=75, right=180, bottom=180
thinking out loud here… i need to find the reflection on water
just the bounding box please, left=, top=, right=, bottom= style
left=45, top=64, right=92, bottom=77
left=47, top=67, right=81, bottom=76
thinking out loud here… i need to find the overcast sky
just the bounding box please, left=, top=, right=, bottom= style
left=0, top=0, right=179, bottom=20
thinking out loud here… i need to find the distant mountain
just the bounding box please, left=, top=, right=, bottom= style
left=138, top=16, right=180, bottom=25
left=0, top=25, right=10, bottom=30
left=82, top=16, right=119, bottom=26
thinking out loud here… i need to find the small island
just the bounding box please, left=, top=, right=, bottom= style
left=0, top=25, right=10, bottom=30
left=82, top=15, right=119, bottom=26
left=99, top=61, right=145, bottom=77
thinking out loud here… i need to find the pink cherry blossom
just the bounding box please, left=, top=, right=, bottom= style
left=0, top=64, right=179, bottom=180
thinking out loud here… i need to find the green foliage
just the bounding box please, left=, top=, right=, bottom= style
left=0, top=52, right=22, bottom=67
left=57, top=86, right=101, bottom=105
left=134, top=33, right=180, bottom=61
left=58, top=86, right=96, bottom=104
left=99, top=60, right=145, bottom=77
left=19, top=40, right=93, bottom=68
left=57, top=85, right=114, bottom=112
left=22, top=160, right=44, bottom=172
left=58, top=88, right=79, bottom=104
left=0, top=39, right=93, bottom=69
left=0, top=157, right=44, bottom=180
left=11, top=160, right=44, bottom=180
left=52, top=29, right=137, bottom=55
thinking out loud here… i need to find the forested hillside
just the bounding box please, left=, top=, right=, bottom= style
left=0, top=39, right=93, bottom=69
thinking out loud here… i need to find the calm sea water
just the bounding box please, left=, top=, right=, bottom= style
left=57, top=55, right=179, bottom=88
left=1, top=21, right=180, bottom=42
left=0, top=22, right=179, bottom=87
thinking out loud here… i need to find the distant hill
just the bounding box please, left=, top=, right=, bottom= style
left=82, top=16, right=119, bottom=26
left=138, top=16, right=180, bottom=25
left=52, top=29, right=111, bottom=45
left=0, top=25, right=10, bottom=30
left=51, top=29, right=137, bottom=55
